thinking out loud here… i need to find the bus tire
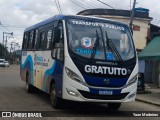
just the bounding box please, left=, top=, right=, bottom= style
left=50, top=83, right=62, bottom=109
left=107, top=103, right=121, bottom=111
left=26, top=73, right=34, bottom=93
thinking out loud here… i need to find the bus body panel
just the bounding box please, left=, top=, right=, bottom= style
left=20, top=50, right=64, bottom=97
left=20, top=14, right=138, bottom=104
left=20, top=51, right=34, bottom=85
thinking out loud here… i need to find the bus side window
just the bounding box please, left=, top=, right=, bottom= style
left=22, top=33, right=27, bottom=50
left=39, top=31, right=46, bottom=49
left=25, top=33, right=29, bottom=50
left=29, top=31, right=34, bottom=49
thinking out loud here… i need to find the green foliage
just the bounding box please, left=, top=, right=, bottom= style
left=0, top=43, right=20, bottom=64
left=0, top=43, right=10, bottom=59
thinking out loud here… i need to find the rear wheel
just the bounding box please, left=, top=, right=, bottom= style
left=107, top=103, right=121, bottom=111
left=26, top=73, right=34, bottom=93
left=50, top=83, right=62, bottom=109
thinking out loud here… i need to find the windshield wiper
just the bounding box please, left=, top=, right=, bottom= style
left=90, top=30, right=99, bottom=61
left=106, top=31, right=123, bottom=61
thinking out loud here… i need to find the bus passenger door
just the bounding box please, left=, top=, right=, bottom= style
left=53, top=21, right=64, bottom=62
left=50, top=21, right=64, bottom=97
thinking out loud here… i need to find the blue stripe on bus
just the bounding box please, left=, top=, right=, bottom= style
left=42, top=60, right=63, bottom=97
left=51, top=61, right=63, bottom=97
left=42, top=61, right=56, bottom=91
left=21, top=55, right=34, bottom=85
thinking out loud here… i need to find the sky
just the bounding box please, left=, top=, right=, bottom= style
left=0, top=0, right=160, bottom=50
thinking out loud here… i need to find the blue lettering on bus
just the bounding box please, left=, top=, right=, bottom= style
left=76, top=48, right=100, bottom=55
left=34, top=56, right=43, bottom=62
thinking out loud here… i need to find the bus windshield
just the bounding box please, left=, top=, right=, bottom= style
left=67, top=19, right=135, bottom=61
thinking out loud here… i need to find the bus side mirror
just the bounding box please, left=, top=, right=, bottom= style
left=54, top=28, right=61, bottom=44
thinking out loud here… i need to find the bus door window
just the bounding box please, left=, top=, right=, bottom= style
left=52, top=21, right=64, bottom=61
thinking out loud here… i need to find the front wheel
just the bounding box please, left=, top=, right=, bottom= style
left=107, top=103, right=121, bottom=111
left=50, top=83, right=62, bottom=109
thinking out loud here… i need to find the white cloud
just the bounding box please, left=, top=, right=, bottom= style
left=0, top=0, right=159, bottom=49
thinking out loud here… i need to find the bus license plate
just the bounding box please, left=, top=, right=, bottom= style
left=99, top=90, right=113, bottom=95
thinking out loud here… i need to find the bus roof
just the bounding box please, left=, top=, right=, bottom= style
left=24, top=14, right=129, bottom=32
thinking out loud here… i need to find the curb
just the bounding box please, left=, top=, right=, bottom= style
left=136, top=98, right=160, bottom=107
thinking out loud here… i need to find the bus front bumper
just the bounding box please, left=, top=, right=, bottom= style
left=62, top=81, right=137, bottom=103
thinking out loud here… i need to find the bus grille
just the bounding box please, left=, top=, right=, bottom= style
left=86, top=83, right=124, bottom=88
left=78, top=90, right=129, bottom=100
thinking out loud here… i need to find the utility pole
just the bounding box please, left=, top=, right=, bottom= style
left=4, top=36, right=8, bottom=59
left=2, top=32, right=13, bottom=59
left=10, top=43, right=13, bottom=54
left=10, top=42, right=14, bottom=64
left=129, top=0, right=136, bottom=30
left=2, top=32, right=4, bottom=58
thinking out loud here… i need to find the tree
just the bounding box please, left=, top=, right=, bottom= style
left=0, top=43, right=10, bottom=59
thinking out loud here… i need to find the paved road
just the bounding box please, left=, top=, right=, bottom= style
left=0, top=65, right=160, bottom=119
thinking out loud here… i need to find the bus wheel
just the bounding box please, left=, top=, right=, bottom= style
left=50, top=83, right=62, bottom=109
left=107, top=103, right=121, bottom=111
left=26, top=73, right=34, bottom=93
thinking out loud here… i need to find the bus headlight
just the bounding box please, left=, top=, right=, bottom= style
left=65, top=67, right=86, bottom=86
left=124, top=75, right=138, bottom=88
